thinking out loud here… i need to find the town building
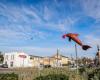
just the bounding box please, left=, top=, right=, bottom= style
left=40, top=49, right=71, bottom=67
left=30, top=55, right=43, bottom=67
left=50, top=50, right=71, bottom=67
left=3, top=50, right=72, bottom=68
left=3, top=52, right=32, bottom=68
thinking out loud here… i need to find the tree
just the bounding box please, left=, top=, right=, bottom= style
left=0, top=52, right=4, bottom=63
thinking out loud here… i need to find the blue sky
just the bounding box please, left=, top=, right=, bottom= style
left=0, top=0, right=100, bottom=58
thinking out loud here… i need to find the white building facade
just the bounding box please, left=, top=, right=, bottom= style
left=3, top=52, right=32, bottom=68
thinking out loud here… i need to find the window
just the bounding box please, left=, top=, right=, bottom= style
left=6, top=55, right=8, bottom=60
left=12, top=55, right=14, bottom=60
left=10, top=62, right=13, bottom=67
left=11, top=55, right=14, bottom=60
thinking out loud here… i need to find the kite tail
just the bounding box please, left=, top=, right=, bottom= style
left=82, top=45, right=91, bottom=50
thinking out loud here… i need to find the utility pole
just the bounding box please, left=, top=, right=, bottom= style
left=57, top=49, right=59, bottom=67
left=75, top=44, right=78, bottom=74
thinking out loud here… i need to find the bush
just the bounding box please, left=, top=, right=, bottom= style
left=87, top=68, right=100, bottom=80
left=0, top=73, right=18, bottom=80
left=79, top=67, right=86, bottom=74
left=34, top=74, right=69, bottom=80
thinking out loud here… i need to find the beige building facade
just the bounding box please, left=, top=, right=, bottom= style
left=30, top=50, right=71, bottom=67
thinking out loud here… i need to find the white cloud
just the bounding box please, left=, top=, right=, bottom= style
left=57, top=17, right=78, bottom=32
left=1, top=45, right=95, bottom=58
left=0, top=3, right=42, bottom=24
left=0, top=27, right=51, bottom=40
left=0, top=45, right=75, bottom=57
left=0, top=29, right=29, bottom=39
left=43, top=6, right=53, bottom=21
left=1, top=46, right=59, bottom=56
left=0, top=1, right=97, bottom=58
left=0, top=3, right=53, bottom=40
left=81, top=0, right=100, bottom=19
left=84, top=35, right=100, bottom=46
left=0, top=2, right=78, bottom=35
left=41, top=16, right=78, bottom=32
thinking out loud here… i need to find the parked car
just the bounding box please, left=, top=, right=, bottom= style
left=1, top=64, right=8, bottom=68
